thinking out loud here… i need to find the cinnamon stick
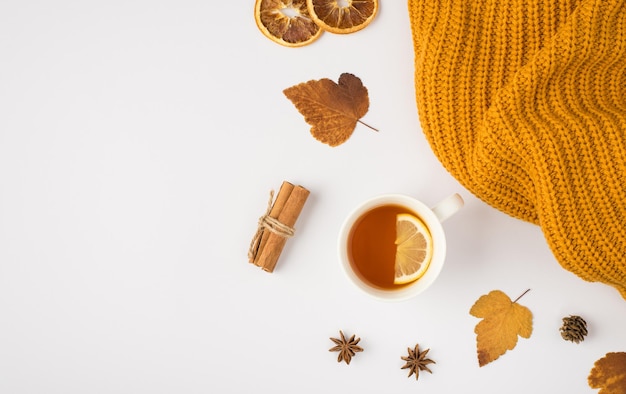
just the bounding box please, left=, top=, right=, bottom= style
left=252, top=181, right=294, bottom=261
left=250, top=181, right=310, bottom=272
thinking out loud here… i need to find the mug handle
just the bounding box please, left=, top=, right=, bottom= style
left=431, top=193, right=464, bottom=223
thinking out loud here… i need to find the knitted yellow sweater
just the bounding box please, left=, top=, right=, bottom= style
left=408, top=0, right=626, bottom=299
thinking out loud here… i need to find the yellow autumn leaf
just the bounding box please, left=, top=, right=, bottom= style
left=588, top=352, right=626, bottom=393
left=469, top=290, right=533, bottom=367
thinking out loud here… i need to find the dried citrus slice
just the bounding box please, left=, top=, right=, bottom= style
left=394, top=213, right=433, bottom=285
left=255, top=0, right=323, bottom=47
left=306, top=0, right=378, bottom=34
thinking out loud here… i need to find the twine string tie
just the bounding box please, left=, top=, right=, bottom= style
left=248, top=190, right=295, bottom=261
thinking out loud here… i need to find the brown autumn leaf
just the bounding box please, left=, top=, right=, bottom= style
left=469, top=290, right=533, bottom=367
left=589, top=352, right=626, bottom=394
left=283, top=73, right=376, bottom=147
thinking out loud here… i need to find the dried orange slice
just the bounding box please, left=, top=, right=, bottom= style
left=306, top=0, right=378, bottom=34
left=255, top=0, right=323, bottom=47
left=394, top=213, right=433, bottom=285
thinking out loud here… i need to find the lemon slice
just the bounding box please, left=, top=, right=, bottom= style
left=394, top=213, right=433, bottom=285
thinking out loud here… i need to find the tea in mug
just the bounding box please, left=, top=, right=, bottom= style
left=347, top=204, right=433, bottom=290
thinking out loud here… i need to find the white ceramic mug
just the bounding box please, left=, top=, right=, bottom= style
left=337, top=193, right=464, bottom=301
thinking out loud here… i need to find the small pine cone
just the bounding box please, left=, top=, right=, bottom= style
left=560, top=315, right=588, bottom=343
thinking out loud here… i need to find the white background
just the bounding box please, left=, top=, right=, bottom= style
left=1, top=1, right=625, bottom=393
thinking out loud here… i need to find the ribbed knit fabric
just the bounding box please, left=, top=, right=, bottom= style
left=408, top=0, right=626, bottom=299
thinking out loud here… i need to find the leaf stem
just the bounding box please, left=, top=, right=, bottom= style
left=513, top=289, right=531, bottom=303
left=358, top=119, right=379, bottom=132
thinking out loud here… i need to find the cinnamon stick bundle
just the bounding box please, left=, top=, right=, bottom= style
left=248, top=181, right=310, bottom=273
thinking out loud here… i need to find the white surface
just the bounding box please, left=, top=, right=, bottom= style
left=0, top=2, right=624, bottom=393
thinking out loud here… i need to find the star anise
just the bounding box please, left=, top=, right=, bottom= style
left=401, top=344, right=435, bottom=380
left=329, top=330, right=363, bottom=365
